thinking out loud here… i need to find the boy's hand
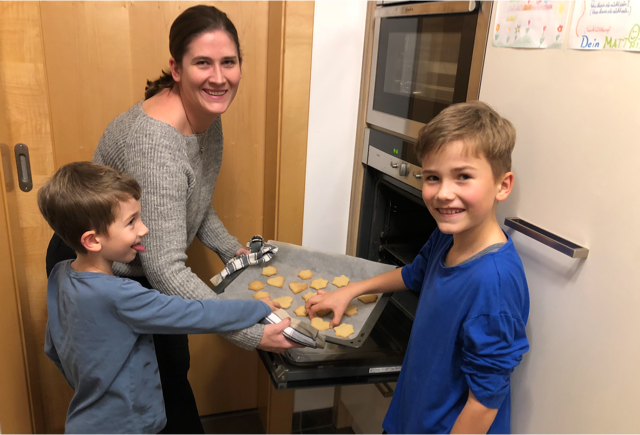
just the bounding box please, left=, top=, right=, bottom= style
left=261, top=297, right=281, bottom=312
left=257, top=319, right=304, bottom=353
left=306, top=286, right=357, bottom=327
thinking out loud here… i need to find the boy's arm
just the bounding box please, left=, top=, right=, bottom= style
left=450, top=390, right=498, bottom=434
left=115, top=279, right=272, bottom=335
left=306, top=267, right=407, bottom=327
left=44, top=325, right=73, bottom=388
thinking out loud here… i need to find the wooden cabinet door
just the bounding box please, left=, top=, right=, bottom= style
left=0, top=1, right=269, bottom=432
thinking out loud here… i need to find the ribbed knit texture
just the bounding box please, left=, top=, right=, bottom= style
left=93, top=102, right=263, bottom=350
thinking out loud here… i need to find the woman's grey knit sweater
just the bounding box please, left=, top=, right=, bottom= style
left=93, top=102, right=263, bottom=350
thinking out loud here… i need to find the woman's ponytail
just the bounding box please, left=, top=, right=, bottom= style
left=144, top=70, right=175, bottom=100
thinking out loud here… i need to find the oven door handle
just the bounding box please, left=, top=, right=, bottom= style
left=375, top=382, right=395, bottom=398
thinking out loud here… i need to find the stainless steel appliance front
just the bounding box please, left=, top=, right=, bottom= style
left=367, top=1, right=490, bottom=140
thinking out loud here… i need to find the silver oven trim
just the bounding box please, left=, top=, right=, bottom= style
left=367, top=145, right=423, bottom=192
left=376, top=1, right=477, bottom=18
left=366, top=1, right=490, bottom=141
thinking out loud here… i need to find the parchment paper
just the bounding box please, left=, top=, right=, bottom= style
left=216, top=241, right=396, bottom=347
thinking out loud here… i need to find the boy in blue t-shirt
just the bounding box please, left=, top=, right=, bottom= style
left=306, top=101, right=529, bottom=434
left=37, top=162, right=281, bottom=434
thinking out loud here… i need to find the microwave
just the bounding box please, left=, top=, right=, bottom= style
left=367, top=1, right=490, bottom=141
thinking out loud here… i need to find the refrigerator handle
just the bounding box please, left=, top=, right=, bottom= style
left=504, top=218, right=589, bottom=259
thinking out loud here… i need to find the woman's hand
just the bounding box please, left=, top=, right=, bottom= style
left=257, top=319, right=304, bottom=353
left=261, top=297, right=281, bottom=313
left=306, top=286, right=359, bottom=327
left=235, top=247, right=251, bottom=257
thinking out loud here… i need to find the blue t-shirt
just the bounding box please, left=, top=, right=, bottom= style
left=45, top=260, right=271, bottom=434
left=383, top=229, right=530, bottom=434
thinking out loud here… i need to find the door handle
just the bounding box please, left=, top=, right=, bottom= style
left=14, top=143, right=33, bottom=192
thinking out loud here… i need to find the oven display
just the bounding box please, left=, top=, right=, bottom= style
left=369, top=128, right=421, bottom=167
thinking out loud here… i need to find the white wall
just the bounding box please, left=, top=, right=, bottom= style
left=480, top=2, right=640, bottom=432
left=301, top=0, right=368, bottom=255
left=295, top=0, right=368, bottom=413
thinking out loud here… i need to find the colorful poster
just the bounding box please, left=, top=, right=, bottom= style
left=493, top=1, right=570, bottom=49
left=569, top=1, right=640, bottom=51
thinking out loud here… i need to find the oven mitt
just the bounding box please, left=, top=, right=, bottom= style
left=210, top=235, right=278, bottom=287
left=260, top=309, right=326, bottom=349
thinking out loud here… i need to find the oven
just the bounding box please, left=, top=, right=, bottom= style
left=367, top=1, right=490, bottom=140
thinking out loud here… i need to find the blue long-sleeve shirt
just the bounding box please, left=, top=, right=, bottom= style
left=45, top=260, right=271, bottom=434
left=383, top=229, right=530, bottom=434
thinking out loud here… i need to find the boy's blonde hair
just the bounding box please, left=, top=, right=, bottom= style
left=415, top=101, right=516, bottom=180
left=37, top=162, right=141, bottom=254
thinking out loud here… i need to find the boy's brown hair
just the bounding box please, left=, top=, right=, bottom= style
left=37, top=162, right=141, bottom=254
left=415, top=101, right=516, bottom=180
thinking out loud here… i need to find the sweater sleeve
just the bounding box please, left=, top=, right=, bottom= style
left=115, top=279, right=271, bottom=335
left=197, top=205, right=243, bottom=264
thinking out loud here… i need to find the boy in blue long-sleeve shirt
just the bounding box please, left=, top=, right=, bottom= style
left=307, top=101, right=530, bottom=434
left=38, top=162, right=278, bottom=433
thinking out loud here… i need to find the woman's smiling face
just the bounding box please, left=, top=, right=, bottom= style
left=172, top=30, right=242, bottom=119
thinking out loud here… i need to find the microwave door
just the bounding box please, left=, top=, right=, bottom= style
left=367, top=3, right=485, bottom=140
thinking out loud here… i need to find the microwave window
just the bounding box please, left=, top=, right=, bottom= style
left=373, top=13, right=477, bottom=124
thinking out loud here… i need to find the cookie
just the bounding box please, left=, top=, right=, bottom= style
left=310, top=278, right=328, bottom=290
left=334, top=323, right=355, bottom=338
left=248, top=281, right=264, bottom=291
left=267, top=276, right=285, bottom=288
left=311, top=317, right=330, bottom=331
left=262, top=266, right=278, bottom=277
left=293, top=305, right=308, bottom=317
left=298, top=269, right=314, bottom=280
left=253, top=291, right=269, bottom=300
left=302, top=291, right=317, bottom=302
left=332, top=275, right=350, bottom=288
left=273, top=296, right=293, bottom=309
left=289, top=282, right=308, bottom=294
left=316, top=309, right=331, bottom=317
left=344, top=304, right=358, bottom=317
left=357, top=294, right=378, bottom=304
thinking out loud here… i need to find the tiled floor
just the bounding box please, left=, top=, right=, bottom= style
left=201, top=407, right=355, bottom=434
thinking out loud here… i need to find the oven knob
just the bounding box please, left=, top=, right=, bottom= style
left=399, top=163, right=409, bottom=177
left=389, top=161, right=398, bottom=169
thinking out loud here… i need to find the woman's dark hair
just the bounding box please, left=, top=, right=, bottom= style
left=144, top=5, right=241, bottom=100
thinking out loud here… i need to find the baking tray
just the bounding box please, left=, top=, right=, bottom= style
left=215, top=241, right=396, bottom=348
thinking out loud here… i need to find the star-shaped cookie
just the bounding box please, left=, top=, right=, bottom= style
left=302, top=291, right=317, bottom=302
left=298, top=269, right=314, bottom=280
left=334, top=323, right=354, bottom=338
left=248, top=281, right=264, bottom=291
left=310, top=278, right=328, bottom=290
left=332, top=275, right=350, bottom=288
left=293, top=305, right=308, bottom=317
left=357, top=294, right=378, bottom=304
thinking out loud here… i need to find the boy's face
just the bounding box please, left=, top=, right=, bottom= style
left=421, top=140, right=510, bottom=237
left=100, top=198, right=149, bottom=264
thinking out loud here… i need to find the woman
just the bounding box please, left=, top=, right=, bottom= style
left=46, top=5, right=298, bottom=433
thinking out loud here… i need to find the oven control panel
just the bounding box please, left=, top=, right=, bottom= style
left=364, top=128, right=423, bottom=191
